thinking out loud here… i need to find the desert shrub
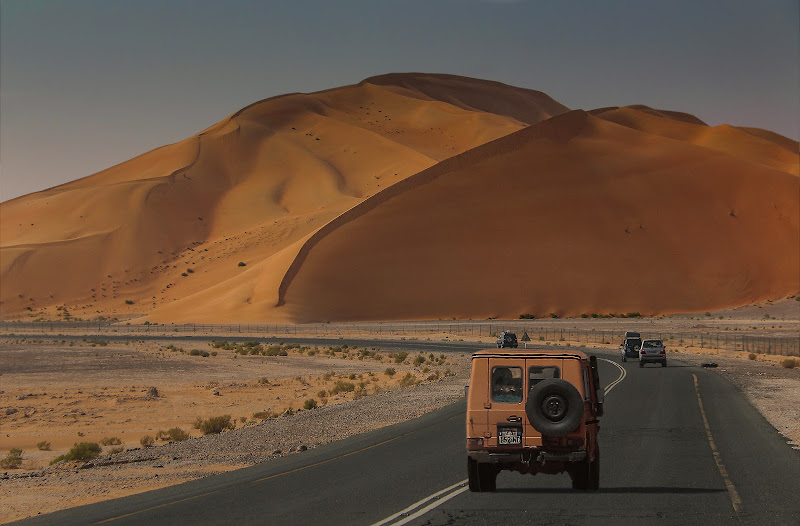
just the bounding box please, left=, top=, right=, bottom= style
left=384, top=367, right=396, bottom=377
left=109, top=446, right=124, bottom=455
left=426, top=373, right=440, bottom=381
left=303, top=399, right=318, bottom=410
left=626, top=312, right=642, bottom=318
left=781, top=358, right=798, bottom=369
left=195, top=415, right=235, bottom=435
left=307, top=349, right=317, bottom=356
left=252, top=411, right=273, bottom=420
left=50, top=442, right=101, bottom=464
left=37, top=441, right=51, bottom=451
left=748, top=353, right=757, bottom=360
left=413, top=355, right=426, bottom=366
left=330, top=381, right=356, bottom=395
left=140, top=435, right=154, bottom=448
left=1, top=448, right=23, bottom=469
left=394, top=351, right=408, bottom=364
left=549, top=313, right=559, bottom=318
left=100, top=437, right=122, bottom=446
left=258, top=377, right=271, bottom=385
left=211, top=340, right=229, bottom=349
left=189, top=349, right=210, bottom=357
left=519, top=313, right=535, bottom=319
left=317, top=389, right=327, bottom=397
left=580, top=313, right=589, bottom=318
left=348, top=373, right=356, bottom=380
left=263, top=346, right=287, bottom=356
left=322, top=372, right=334, bottom=381
left=398, top=373, right=418, bottom=387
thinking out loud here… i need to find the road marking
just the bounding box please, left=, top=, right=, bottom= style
left=598, top=358, right=626, bottom=395
left=371, top=479, right=468, bottom=526
left=692, top=373, right=742, bottom=516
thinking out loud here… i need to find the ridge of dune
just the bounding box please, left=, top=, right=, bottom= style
left=276, top=110, right=592, bottom=308
left=591, top=106, right=799, bottom=176
left=279, top=110, right=799, bottom=322
left=363, top=73, right=570, bottom=125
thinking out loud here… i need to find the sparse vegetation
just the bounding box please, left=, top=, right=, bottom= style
left=781, top=358, right=798, bottom=369
left=193, top=415, right=235, bottom=435
left=393, top=351, right=408, bottom=364
left=1, top=448, right=23, bottom=469
left=384, top=367, right=396, bottom=377
left=140, top=435, right=154, bottom=448
left=189, top=349, right=210, bottom=357
left=398, top=373, right=418, bottom=387
left=99, top=437, right=122, bottom=446
left=330, top=380, right=356, bottom=395
left=748, top=353, right=757, bottom=361
left=156, top=427, right=190, bottom=442
left=303, top=399, right=318, bottom=410
left=519, top=313, right=535, bottom=319
left=37, top=441, right=51, bottom=451
left=50, top=442, right=102, bottom=464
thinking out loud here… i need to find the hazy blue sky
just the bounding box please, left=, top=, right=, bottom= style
left=1, top=0, right=798, bottom=201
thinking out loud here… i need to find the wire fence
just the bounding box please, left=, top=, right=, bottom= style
left=2, top=321, right=798, bottom=356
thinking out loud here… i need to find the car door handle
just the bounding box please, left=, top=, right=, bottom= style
left=506, top=416, right=522, bottom=423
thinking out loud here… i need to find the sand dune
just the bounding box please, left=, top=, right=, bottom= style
left=279, top=110, right=799, bottom=321
left=1, top=74, right=556, bottom=321
left=1, top=74, right=797, bottom=323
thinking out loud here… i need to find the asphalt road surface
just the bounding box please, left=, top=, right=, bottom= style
left=14, top=346, right=800, bottom=525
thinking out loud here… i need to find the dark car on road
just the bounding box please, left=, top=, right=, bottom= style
left=620, top=336, right=642, bottom=362
left=496, top=331, right=518, bottom=348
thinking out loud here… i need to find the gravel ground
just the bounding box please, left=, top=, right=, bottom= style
left=1, top=346, right=798, bottom=524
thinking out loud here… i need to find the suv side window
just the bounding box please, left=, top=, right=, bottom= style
left=491, top=366, right=523, bottom=403
left=528, top=366, right=560, bottom=391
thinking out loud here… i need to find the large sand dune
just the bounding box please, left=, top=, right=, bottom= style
left=1, top=74, right=797, bottom=323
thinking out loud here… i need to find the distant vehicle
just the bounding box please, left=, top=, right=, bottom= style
left=639, top=339, right=667, bottom=367
left=496, top=331, right=518, bottom=348
left=620, top=337, right=642, bottom=362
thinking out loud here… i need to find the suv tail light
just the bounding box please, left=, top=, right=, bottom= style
left=659, top=350, right=665, bottom=354
left=466, top=438, right=484, bottom=450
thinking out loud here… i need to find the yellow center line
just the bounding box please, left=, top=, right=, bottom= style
left=96, top=410, right=462, bottom=523
left=692, top=373, right=742, bottom=516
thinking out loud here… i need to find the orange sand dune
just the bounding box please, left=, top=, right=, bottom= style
left=591, top=106, right=799, bottom=176
left=2, top=74, right=797, bottom=323
left=278, top=110, right=799, bottom=321
left=1, top=74, right=562, bottom=321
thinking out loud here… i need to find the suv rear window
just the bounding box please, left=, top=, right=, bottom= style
left=491, top=366, right=523, bottom=403
left=643, top=340, right=663, bottom=348
left=528, top=366, right=560, bottom=390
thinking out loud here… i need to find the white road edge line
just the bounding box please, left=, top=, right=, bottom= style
left=599, top=358, right=626, bottom=395
left=373, top=357, right=627, bottom=526
left=370, top=479, right=468, bottom=526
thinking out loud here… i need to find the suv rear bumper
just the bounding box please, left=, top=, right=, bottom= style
left=468, top=449, right=587, bottom=464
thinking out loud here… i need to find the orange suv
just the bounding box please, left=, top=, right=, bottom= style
left=466, top=349, right=603, bottom=491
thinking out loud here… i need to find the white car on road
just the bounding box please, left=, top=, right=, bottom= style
left=639, top=339, right=667, bottom=367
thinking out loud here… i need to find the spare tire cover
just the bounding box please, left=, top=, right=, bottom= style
left=526, top=379, right=583, bottom=436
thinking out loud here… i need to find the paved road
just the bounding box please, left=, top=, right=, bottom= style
left=14, top=347, right=800, bottom=525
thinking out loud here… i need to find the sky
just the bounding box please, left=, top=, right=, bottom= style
left=1, top=0, right=798, bottom=201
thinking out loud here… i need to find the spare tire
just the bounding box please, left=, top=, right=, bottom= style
left=526, top=379, right=583, bottom=436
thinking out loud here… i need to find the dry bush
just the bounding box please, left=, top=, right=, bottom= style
left=1, top=448, right=23, bottom=469
left=140, top=435, right=155, bottom=448
left=194, top=415, right=235, bottom=435
left=100, top=437, right=122, bottom=446
left=781, top=358, right=798, bottom=369
left=748, top=353, right=757, bottom=360
left=50, top=442, right=101, bottom=465
left=37, top=441, right=51, bottom=451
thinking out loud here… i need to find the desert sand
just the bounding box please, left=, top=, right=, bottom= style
left=1, top=73, right=796, bottom=324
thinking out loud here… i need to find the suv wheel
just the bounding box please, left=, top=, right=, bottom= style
left=526, top=379, right=583, bottom=436
left=621, top=355, right=627, bottom=362
left=468, top=457, right=497, bottom=492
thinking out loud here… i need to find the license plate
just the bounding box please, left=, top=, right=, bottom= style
left=498, top=426, right=522, bottom=445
